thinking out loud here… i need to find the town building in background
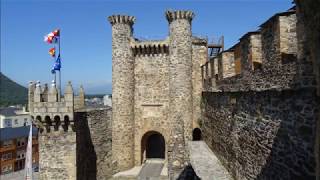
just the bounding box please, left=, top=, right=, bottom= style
left=0, top=107, right=32, bottom=128
left=0, top=126, right=39, bottom=175
left=103, top=94, right=112, bottom=107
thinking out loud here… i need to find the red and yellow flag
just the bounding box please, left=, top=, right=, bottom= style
left=49, top=47, right=55, bottom=57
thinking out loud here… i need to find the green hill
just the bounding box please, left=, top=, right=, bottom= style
left=0, top=72, right=28, bottom=107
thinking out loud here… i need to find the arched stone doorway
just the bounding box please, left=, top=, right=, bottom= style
left=141, top=131, right=165, bottom=163
left=192, top=128, right=202, bottom=141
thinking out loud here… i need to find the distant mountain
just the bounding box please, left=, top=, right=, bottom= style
left=0, top=72, right=28, bottom=107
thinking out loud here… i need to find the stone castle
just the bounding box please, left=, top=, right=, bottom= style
left=28, top=2, right=320, bottom=180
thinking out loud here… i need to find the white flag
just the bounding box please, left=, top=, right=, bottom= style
left=24, top=125, right=33, bottom=180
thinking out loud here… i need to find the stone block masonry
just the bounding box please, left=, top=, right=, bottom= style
left=109, top=10, right=206, bottom=179
left=109, top=15, right=136, bottom=173
left=76, top=107, right=112, bottom=180
left=201, top=88, right=319, bottom=179
left=294, top=1, right=320, bottom=179
left=201, top=6, right=319, bottom=180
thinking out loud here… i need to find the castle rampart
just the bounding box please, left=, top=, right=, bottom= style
left=202, top=9, right=299, bottom=92
left=200, top=6, right=319, bottom=179
left=28, top=81, right=84, bottom=180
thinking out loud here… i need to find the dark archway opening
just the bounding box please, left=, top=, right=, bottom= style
left=54, top=116, right=61, bottom=131
left=63, top=115, right=70, bottom=132
left=45, top=116, right=51, bottom=132
left=192, top=128, right=202, bottom=141
left=141, top=131, right=165, bottom=163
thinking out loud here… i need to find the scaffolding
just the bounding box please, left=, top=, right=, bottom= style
left=208, top=36, right=224, bottom=58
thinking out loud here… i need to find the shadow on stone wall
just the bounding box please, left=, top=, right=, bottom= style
left=253, top=89, right=318, bottom=179
left=75, top=112, right=97, bottom=180
left=201, top=88, right=319, bottom=179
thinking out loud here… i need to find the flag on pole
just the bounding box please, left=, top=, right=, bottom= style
left=44, top=34, right=54, bottom=44
left=53, top=29, right=60, bottom=37
left=44, top=29, right=59, bottom=44
left=52, top=55, right=61, bottom=72
left=24, top=125, right=33, bottom=180
left=49, top=47, right=56, bottom=57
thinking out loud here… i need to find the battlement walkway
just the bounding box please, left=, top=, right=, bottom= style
left=188, top=141, right=232, bottom=180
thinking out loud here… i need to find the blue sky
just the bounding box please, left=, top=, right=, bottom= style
left=1, top=0, right=293, bottom=94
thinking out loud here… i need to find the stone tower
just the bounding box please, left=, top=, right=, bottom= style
left=108, top=10, right=206, bottom=178
left=166, top=10, right=195, bottom=177
left=28, top=81, right=85, bottom=180
left=108, top=15, right=136, bottom=172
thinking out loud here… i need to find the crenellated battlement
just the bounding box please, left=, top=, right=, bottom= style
left=108, top=15, right=135, bottom=26
left=28, top=81, right=85, bottom=133
left=131, top=39, right=169, bottom=56
left=165, top=10, right=194, bottom=23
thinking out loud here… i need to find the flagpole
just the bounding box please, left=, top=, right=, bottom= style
left=54, top=41, right=57, bottom=88
left=58, top=31, right=62, bottom=101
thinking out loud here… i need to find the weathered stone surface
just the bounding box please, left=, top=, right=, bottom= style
left=188, top=141, right=232, bottom=180
left=109, top=14, right=136, bottom=173
left=201, top=89, right=318, bottom=179
left=38, top=130, right=76, bottom=180
left=109, top=10, right=205, bottom=179
left=166, top=10, right=194, bottom=179
left=76, top=108, right=112, bottom=180
left=294, top=1, right=320, bottom=179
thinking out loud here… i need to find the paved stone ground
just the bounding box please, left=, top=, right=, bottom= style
left=138, top=159, right=164, bottom=179
left=188, top=141, right=232, bottom=180
left=112, top=159, right=168, bottom=180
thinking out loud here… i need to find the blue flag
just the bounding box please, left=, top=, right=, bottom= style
left=52, top=55, right=61, bottom=73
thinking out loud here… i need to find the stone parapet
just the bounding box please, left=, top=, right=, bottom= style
left=165, top=10, right=194, bottom=23
left=108, top=15, right=135, bottom=26
left=201, top=88, right=318, bottom=179
left=131, top=39, right=169, bottom=56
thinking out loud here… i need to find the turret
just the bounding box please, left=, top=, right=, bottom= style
left=28, top=81, right=35, bottom=112
left=64, top=81, right=74, bottom=108
left=48, top=80, right=58, bottom=102
left=34, top=81, right=42, bottom=102
left=108, top=14, right=136, bottom=172
left=78, top=85, right=85, bottom=108
left=166, top=10, right=194, bottom=177
left=42, top=83, right=49, bottom=102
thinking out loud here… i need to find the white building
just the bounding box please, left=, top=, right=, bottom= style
left=103, top=94, right=112, bottom=107
left=0, top=107, right=32, bottom=128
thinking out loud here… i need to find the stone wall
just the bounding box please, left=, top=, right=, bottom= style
left=38, top=130, right=76, bottom=180
left=201, top=6, right=319, bottom=180
left=76, top=107, right=112, bottom=180
left=192, top=41, right=207, bottom=128
left=218, top=51, right=236, bottom=79
left=133, top=53, right=170, bottom=165
left=109, top=15, right=136, bottom=173
left=201, top=89, right=319, bottom=179
left=166, top=10, right=194, bottom=178
left=294, top=1, right=320, bottom=179
left=261, top=11, right=297, bottom=69
left=233, top=43, right=241, bottom=75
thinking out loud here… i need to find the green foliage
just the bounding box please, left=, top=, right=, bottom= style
left=0, top=72, right=28, bottom=107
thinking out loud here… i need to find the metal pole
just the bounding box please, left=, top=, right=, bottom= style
left=58, top=31, right=62, bottom=100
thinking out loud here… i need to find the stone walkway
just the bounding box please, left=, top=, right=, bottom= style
left=188, top=141, right=232, bottom=180
left=112, top=159, right=168, bottom=180
left=138, top=159, right=164, bottom=179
